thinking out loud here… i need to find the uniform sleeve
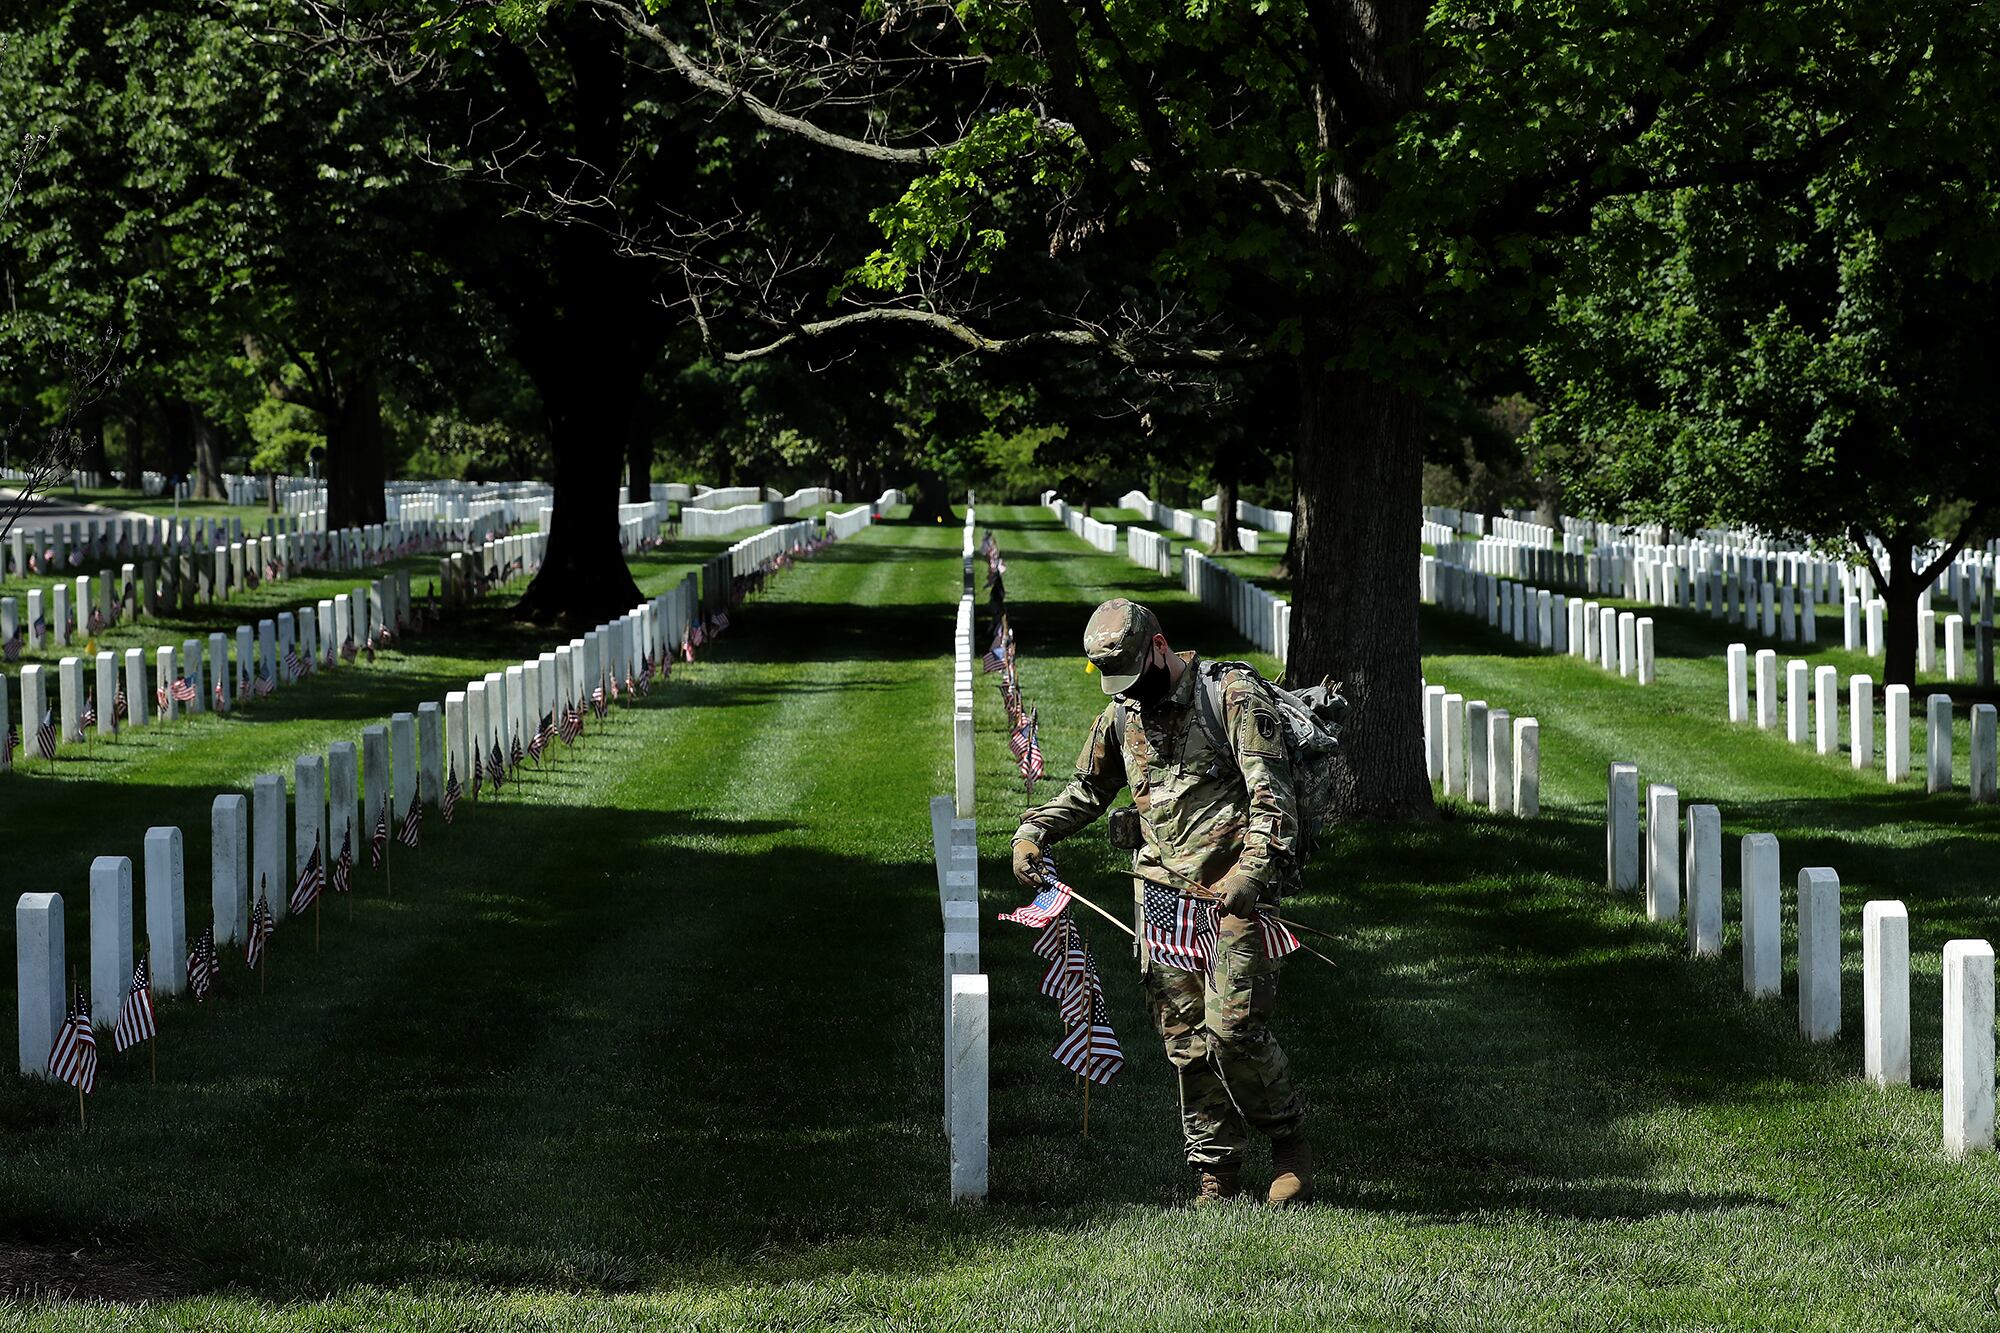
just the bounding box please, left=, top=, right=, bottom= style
left=1222, top=675, right=1300, bottom=891
left=1013, top=705, right=1126, bottom=849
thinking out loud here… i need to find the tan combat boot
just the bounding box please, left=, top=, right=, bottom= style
left=1267, top=1135, right=1314, bottom=1206
left=1194, top=1164, right=1242, bottom=1205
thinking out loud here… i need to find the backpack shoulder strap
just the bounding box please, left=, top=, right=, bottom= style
left=1194, top=661, right=1243, bottom=772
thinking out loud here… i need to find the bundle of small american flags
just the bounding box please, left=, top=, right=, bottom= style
left=998, top=865, right=1123, bottom=1086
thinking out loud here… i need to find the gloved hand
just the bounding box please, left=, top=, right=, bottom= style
left=1012, top=838, right=1045, bottom=888
left=1215, top=865, right=1260, bottom=918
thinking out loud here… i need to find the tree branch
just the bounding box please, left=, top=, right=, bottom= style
left=584, top=0, right=946, bottom=165
left=721, top=306, right=1269, bottom=369
left=1919, top=504, right=1988, bottom=588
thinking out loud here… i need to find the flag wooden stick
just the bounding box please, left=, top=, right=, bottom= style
left=1062, top=883, right=1135, bottom=938
left=149, top=1034, right=156, bottom=1086
left=77, top=1084, right=85, bottom=1129
left=314, top=898, right=321, bottom=951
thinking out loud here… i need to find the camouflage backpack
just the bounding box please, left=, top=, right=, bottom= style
left=1191, top=659, right=1348, bottom=857
left=1116, top=658, right=1348, bottom=856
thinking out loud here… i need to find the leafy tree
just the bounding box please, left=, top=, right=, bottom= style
left=1532, top=140, right=2000, bottom=687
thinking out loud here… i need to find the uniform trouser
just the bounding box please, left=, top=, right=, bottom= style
left=1143, top=910, right=1306, bottom=1167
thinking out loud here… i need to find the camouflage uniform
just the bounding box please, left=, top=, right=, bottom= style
left=1014, top=649, right=1307, bottom=1168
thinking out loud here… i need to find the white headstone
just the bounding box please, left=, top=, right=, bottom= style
left=1849, top=675, right=1875, bottom=770
left=328, top=741, right=359, bottom=862
left=418, top=701, right=443, bottom=806
left=1441, top=694, right=1466, bottom=798
left=210, top=795, right=249, bottom=945
left=1726, top=644, right=1748, bottom=723
left=1423, top=685, right=1445, bottom=782
left=1814, top=665, right=1839, bottom=756
left=253, top=773, right=287, bottom=923
left=948, top=972, right=989, bottom=1203
left=1886, top=684, right=1912, bottom=783
left=1466, top=701, right=1490, bottom=805
left=1512, top=718, right=1539, bottom=818
left=123, top=648, right=147, bottom=728
left=1928, top=693, right=1954, bottom=793
left=16, top=892, right=65, bottom=1075
left=1754, top=650, right=1778, bottom=730
left=1616, top=611, right=1636, bottom=677
left=1946, top=614, right=1966, bottom=681
left=88, top=856, right=133, bottom=1029
left=19, top=664, right=49, bottom=757
left=1684, top=805, right=1721, bottom=957
left=1741, top=833, right=1781, bottom=999
left=391, top=713, right=417, bottom=823
left=1606, top=763, right=1640, bottom=893
left=1862, top=900, right=1910, bottom=1089
left=1645, top=784, right=1679, bottom=922
left=1635, top=617, right=1655, bottom=685
left=1974, top=705, right=1999, bottom=804
left=1943, top=939, right=1995, bottom=1157
left=1487, top=709, right=1512, bottom=815
left=56, top=655, right=81, bottom=747
left=1785, top=659, right=1810, bottom=744
left=296, top=754, right=327, bottom=893
left=1796, top=867, right=1840, bottom=1042
left=144, top=826, right=187, bottom=996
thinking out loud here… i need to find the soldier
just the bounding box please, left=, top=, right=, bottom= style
left=1011, top=598, right=1312, bottom=1206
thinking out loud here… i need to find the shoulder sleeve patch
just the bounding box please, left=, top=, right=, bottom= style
left=1237, top=699, right=1285, bottom=759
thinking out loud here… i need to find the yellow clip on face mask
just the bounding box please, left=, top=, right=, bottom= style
left=1084, top=661, right=1096, bottom=674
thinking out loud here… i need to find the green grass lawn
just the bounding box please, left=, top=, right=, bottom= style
left=4, top=506, right=2000, bottom=1326
left=23, top=486, right=273, bottom=530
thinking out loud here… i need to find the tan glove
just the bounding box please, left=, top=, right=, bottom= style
left=1011, top=838, right=1044, bottom=888
left=1215, top=864, right=1261, bottom=918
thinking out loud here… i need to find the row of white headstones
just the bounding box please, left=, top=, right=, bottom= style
left=0, top=529, right=545, bottom=766
left=1606, top=764, right=1996, bottom=1156
left=1722, top=645, right=2000, bottom=796
left=1420, top=684, right=1540, bottom=817
left=1420, top=562, right=1663, bottom=686
left=14, top=562, right=711, bottom=1081
left=941, top=508, right=989, bottom=1205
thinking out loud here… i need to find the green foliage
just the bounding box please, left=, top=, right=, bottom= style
left=245, top=397, right=324, bottom=476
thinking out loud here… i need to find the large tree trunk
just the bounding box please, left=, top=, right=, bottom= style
left=1876, top=534, right=1919, bottom=690
left=512, top=275, right=646, bottom=625
left=76, top=404, right=111, bottom=483
left=191, top=407, right=226, bottom=501
left=626, top=431, right=654, bottom=505
left=909, top=461, right=954, bottom=525
left=1289, top=359, right=1436, bottom=820
left=323, top=367, right=387, bottom=528
left=121, top=409, right=145, bottom=488
left=1212, top=444, right=1242, bottom=554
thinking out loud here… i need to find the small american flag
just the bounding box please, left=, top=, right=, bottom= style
left=1021, top=714, right=1044, bottom=793
left=528, top=715, right=550, bottom=764
left=470, top=747, right=482, bottom=798
left=341, top=637, right=357, bottom=663
left=37, top=707, right=57, bottom=760
left=370, top=808, right=388, bottom=869
left=188, top=927, right=216, bottom=1002
left=171, top=675, right=197, bottom=704
left=284, top=646, right=303, bottom=680
left=331, top=832, right=353, bottom=893
left=488, top=740, right=506, bottom=790
left=254, top=674, right=275, bottom=698
left=999, top=872, right=1073, bottom=928
left=113, top=684, right=128, bottom=721
left=87, top=608, right=105, bottom=632
left=2, top=632, right=20, bottom=661
left=398, top=797, right=422, bottom=848
left=561, top=704, right=583, bottom=746
left=290, top=836, right=324, bottom=915
left=3, top=720, right=16, bottom=765
left=690, top=622, right=705, bottom=649
left=77, top=693, right=96, bottom=737
left=1142, top=882, right=1217, bottom=974
left=681, top=640, right=695, bottom=664
left=590, top=684, right=607, bottom=720
left=1051, top=987, right=1124, bottom=1085
left=1009, top=714, right=1033, bottom=762
left=113, top=957, right=157, bottom=1052
left=443, top=764, right=461, bottom=823
left=246, top=881, right=272, bottom=968
left=713, top=609, right=730, bottom=635
left=212, top=681, right=224, bottom=711
left=1256, top=908, right=1302, bottom=961
left=510, top=734, right=524, bottom=770
left=47, top=986, right=96, bottom=1094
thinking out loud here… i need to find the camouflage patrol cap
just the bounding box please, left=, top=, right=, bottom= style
left=1083, top=598, right=1162, bottom=695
